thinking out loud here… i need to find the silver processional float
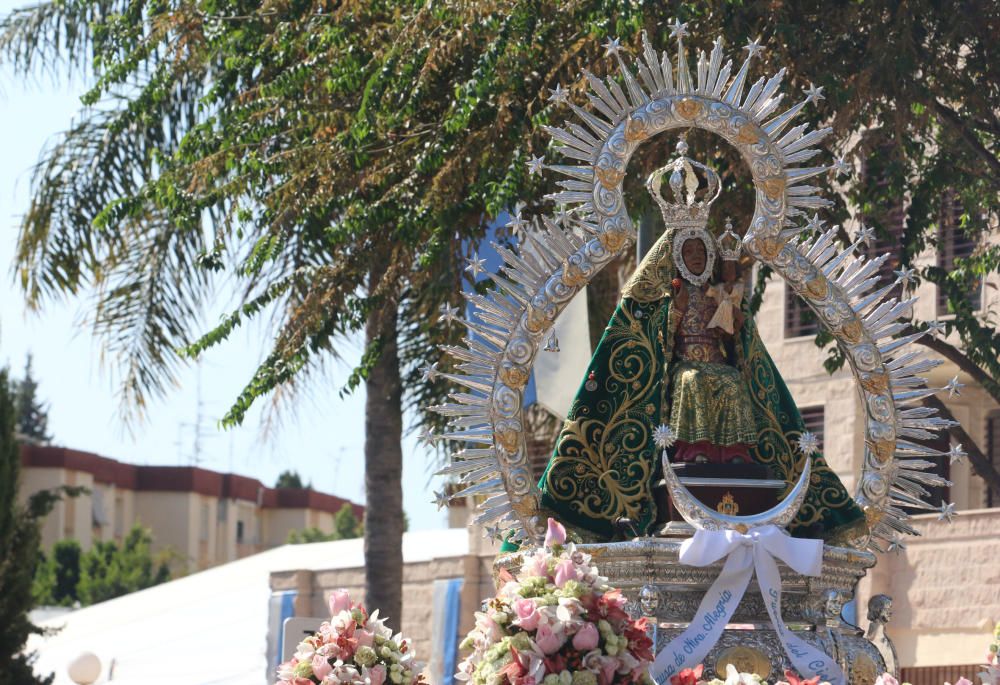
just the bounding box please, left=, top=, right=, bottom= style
left=424, top=21, right=961, bottom=684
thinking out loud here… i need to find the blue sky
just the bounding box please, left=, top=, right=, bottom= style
left=0, top=0, right=445, bottom=531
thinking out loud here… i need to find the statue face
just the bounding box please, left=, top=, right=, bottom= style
left=681, top=238, right=708, bottom=276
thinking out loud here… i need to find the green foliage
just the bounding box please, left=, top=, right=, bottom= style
left=32, top=539, right=82, bottom=607
left=274, top=469, right=305, bottom=489
left=287, top=503, right=363, bottom=544
left=14, top=354, right=51, bottom=444
left=2, top=0, right=998, bottom=429
left=0, top=367, right=54, bottom=685
left=76, top=525, right=171, bottom=606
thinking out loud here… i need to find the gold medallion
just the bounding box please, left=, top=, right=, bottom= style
left=675, top=97, right=703, bottom=119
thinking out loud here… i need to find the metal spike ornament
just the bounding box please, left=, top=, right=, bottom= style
left=422, top=25, right=956, bottom=550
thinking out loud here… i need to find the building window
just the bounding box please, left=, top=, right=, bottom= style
left=784, top=286, right=820, bottom=338
left=937, top=191, right=982, bottom=314
left=236, top=520, right=245, bottom=544
left=799, top=406, right=824, bottom=449
left=987, top=412, right=1000, bottom=508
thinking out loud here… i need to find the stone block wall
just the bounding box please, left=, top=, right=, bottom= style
left=858, top=508, right=1000, bottom=666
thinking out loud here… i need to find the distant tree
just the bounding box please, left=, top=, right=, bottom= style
left=333, top=504, right=363, bottom=539
left=77, top=525, right=170, bottom=606
left=274, top=470, right=305, bottom=489
left=0, top=366, right=56, bottom=684
left=32, top=539, right=81, bottom=607
left=287, top=503, right=364, bottom=544
left=13, top=355, right=51, bottom=444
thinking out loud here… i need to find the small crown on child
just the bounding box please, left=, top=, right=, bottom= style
left=718, top=217, right=742, bottom=262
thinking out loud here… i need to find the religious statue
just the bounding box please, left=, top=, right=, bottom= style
left=536, top=141, right=867, bottom=543
left=866, top=595, right=899, bottom=674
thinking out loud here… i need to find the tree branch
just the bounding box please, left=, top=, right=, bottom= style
left=923, top=394, right=1000, bottom=500
left=931, top=99, right=1000, bottom=187
left=905, top=324, right=1000, bottom=407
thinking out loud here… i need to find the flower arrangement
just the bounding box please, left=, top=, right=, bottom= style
left=276, top=589, right=422, bottom=685
left=457, top=518, right=654, bottom=685
left=980, top=621, right=1000, bottom=685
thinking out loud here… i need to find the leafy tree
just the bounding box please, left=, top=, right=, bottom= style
left=13, top=355, right=51, bottom=444
left=287, top=503, right=363, bottom=544
left=77, top=525, right=170, bottom=606
left=32, top=539, right=82, bottom=607
left=274, top=470, right=305, bottom=489
left=334, top=504, right=363, bottom=540
left=3, top=0, right=1000, bottom=621
left=0, top=367, right=55, bottom=684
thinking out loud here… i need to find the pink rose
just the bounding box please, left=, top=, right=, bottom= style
left=544, top=518, right=567, bottom=548
left=312, top=654, right=333, bottom=680
left=368, top=664, right=387, bottom=685
left=514, top=598, right=541, bottom=632
left=553, top=559, right=577, bottom=587
left=523, top=552, right=549, bottom=578
left=355, top=629, right=375, bottom=648
left=874, top=675, right=899, bottom=685
left=535, top=622, right=566, bottom=654
left=572, top=622, right=600, bottom=651
left=329, top=589, right=352, bottom=615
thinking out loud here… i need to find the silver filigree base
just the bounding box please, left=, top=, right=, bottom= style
left=495, top=538, right=893, bottom=684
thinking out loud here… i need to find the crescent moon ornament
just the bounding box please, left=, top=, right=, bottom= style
left=660, top=451, right=813, bottom=532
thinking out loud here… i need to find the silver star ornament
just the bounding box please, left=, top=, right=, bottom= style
left=894, top=267, right=916, bottom=289
left=937, top=500, right=957, bottom=523
left=743, top=37, right=764, bottom=58
left=669, top=18, right=689, bottom=40
left=925, top=320, right=946, bottom=337
left=653, top=424, right=676, bottom=449
left=421, top=362, right=439, bottom=383
left=439, top=303, right=460, bottom=326
left=603, top=36, right=622, bottom=57
left=948, top=443, right=967, bottom=465
left=526, top=155, right=546, bottom=177
left=547, top=83, right=568, bottom=104
left=855, top=224, right=875, bottom=248
left=831, top=157, right=851, bottom=176
left=797, top=431, right=820, bottom=456
left=944, top=375, right=964, bottom=398
left=465, top=253, right=487, bottom=279
left=432, top=489, right=451, bottom=510
left=804, top=83, right=825, bottom=104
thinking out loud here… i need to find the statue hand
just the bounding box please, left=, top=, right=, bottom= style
left=733, top=309, right=745, bottom=331
left=673, top=280, right=689, bottom=311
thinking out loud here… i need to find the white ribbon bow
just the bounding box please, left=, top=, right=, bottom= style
left=649, top=525, right=845, bottom=685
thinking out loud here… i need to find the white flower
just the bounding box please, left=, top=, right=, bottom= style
left=724, top=665, right=759, bottom=685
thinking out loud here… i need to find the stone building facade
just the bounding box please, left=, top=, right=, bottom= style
left=19, top=444, right=363, bottom=572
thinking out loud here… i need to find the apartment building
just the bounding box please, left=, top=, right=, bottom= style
left=757, top=212, right=1000, bottom=671
left=19, top=444, right=363, bottom=572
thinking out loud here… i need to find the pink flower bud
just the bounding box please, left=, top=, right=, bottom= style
left=553, top=559, right=577, bottom=587
left=544, top=518, right=567, bottom=548
left=328, top=589, right=352, bottom=616
left=312, top=654, right=333, bottom=680
left=572, top=622, right=600, bottom=651
left=368, top=664, right=387, bottom=685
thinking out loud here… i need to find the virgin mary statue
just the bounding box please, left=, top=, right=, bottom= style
left=536, top=143, right=866, bottom=544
